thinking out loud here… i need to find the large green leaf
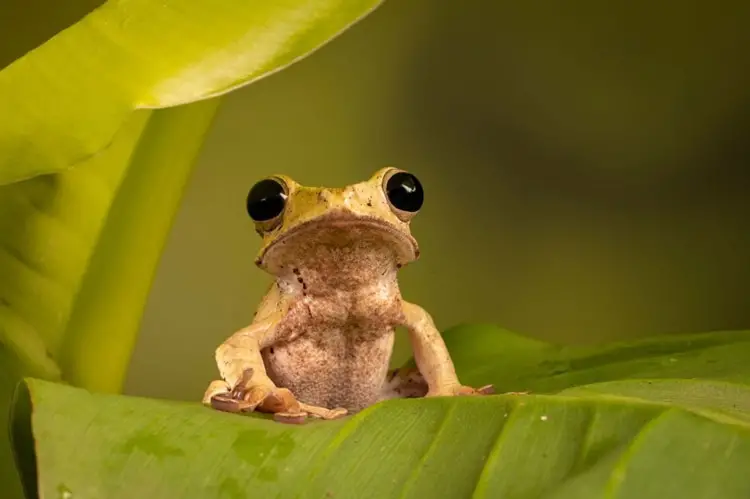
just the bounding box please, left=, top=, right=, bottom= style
left=12, top=328, right=750, bottom=498
left=0, top=102, right=219, bottom=393
left=0, top=0, right=384, bottom=185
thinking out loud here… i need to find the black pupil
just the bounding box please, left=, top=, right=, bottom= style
left=246, top=179, right=287, bottom=222
left=385, top=172, right=424, bottom=213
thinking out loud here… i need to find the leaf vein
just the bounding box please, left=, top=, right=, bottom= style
left=300, top=406, right=377, bottom=497
left=470, top=400, right=519, bottom=499
left=397, top=402, right=456, bottom=499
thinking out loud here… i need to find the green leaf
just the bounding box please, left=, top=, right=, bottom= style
left=0, top=0, right=384, bottom=185
left=0, top=101, right=220, bottom=499
left=437, top=323, right=750, bottom=392
left=0, top=101, right=219, bottom=393
left=12, top=329, right=750, bottom=499
left=0, top=101, right=219, bottom=499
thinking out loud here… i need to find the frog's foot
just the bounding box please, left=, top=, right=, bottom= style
left=272, top=403, right=346, bottom=425
left=209, top=383, right=305, bottom=417
left=382, top=368, right=495, bottom=400
left=298, top=402, right=348, bottom=421
left=204, top=375, right=346, bottom=424
left=382, top=366, right=429, bottom=399
left=203, top=380, right=230, bottom=406
left=427, top=384, right=496, bottom=397
left=203, top=378, right=262, bottom=413
left=204, top=369, right=300, bottom=414
left=204, top=379, right=263, bottom=413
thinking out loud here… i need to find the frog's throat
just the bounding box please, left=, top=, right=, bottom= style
left=255, top=217, right=420, bottom=271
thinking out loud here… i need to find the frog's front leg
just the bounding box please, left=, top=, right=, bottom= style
left=203, top=310, right=347, bottom=423
left=203, top=313, right=292, bottom=410
left=398, top=301, right=494, bottom=397
left=382, top=366, right=495, bottom=401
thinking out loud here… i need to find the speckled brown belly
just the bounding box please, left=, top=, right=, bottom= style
left=262, top=327, right=395, bottom=412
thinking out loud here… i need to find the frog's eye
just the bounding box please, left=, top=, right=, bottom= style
left=383, top=170, right=424, bottom=219
left=246, top=177, right=288, bottom=224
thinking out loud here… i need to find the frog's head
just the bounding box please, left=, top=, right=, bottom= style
left=246, top=167, right=422, bottom=276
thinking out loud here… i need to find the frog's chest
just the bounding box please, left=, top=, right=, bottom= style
left=262, top=293, right=401, bottom=411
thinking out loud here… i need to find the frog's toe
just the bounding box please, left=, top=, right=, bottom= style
left=210, top=393, right=255, bottom=413
left=299, top=403, right=348, bottom=420
left=257, top=387, right=301, bottom=414
left=207, top=383, right=259, bottom=413
left=477, top=384, right=495, bottom=395
left=427, top=384, right=496, bottom=398
left=273, top=411, right=308, bottom=425
left=203, top=380, right=230, bottom=406
left=455, top=384, right=496, bottom=396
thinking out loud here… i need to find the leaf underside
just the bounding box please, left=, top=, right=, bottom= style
left=13, top=326, right=750, bottom=499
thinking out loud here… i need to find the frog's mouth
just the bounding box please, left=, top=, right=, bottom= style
left=255, top=212, right=419, bottom=272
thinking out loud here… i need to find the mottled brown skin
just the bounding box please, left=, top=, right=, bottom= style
left=203, top=167, right=492, bottom=422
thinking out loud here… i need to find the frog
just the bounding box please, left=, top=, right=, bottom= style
left=202, top=167, right=493, bottom=424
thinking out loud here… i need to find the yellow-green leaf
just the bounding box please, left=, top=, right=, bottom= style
left=0, top=0, right=384, bottom=185
left=0, top=101, right=219, bottom=499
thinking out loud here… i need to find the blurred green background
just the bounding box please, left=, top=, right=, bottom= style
left=3, top=0, right=750, bottom=402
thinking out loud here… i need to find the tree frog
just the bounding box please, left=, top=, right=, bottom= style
left=203, top=167, right=493, bottom=423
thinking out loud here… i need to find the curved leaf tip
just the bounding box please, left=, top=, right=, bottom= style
left=0, top=0, right=386, bottom=185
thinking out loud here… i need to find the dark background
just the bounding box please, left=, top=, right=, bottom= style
left=3, top=0, right=749, bottom=402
